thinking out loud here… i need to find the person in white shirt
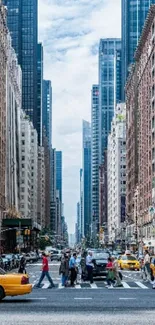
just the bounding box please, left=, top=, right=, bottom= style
left=86, top=251, right=94, bottom=283
left=144, top=250, right=151, bottom=281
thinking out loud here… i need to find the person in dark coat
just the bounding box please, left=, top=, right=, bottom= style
left=59, top=253, right=69, bottom=286
left=18, top=255, right=26, bottom=274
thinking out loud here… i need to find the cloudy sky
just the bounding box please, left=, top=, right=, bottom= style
left=38, top=0, right=121, bottom=233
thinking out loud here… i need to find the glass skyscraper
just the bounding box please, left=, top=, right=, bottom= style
left=121, top=0, right=155, bottom=99
left=82, top=120, right=91, bottom=238
left=37, top=43, right=43, bottom=145
left=42, top=80, right=52, bottom=146
left=91, top=85, right=99, bottom=227
left=99, top=39, right=122, bottom=163
left=56, top=151, right=62, bottom=203
left=6, top=0, right=39, bottom=139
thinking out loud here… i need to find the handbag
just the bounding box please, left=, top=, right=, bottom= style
left=107, top=270, right=114, bottom=280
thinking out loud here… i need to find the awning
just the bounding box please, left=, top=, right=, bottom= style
left=2, top=218, right=32, bottom=227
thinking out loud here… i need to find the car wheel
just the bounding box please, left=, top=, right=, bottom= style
left=0, top=286, right=5, bottom=301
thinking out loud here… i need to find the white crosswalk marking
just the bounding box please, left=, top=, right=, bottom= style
left=135, top=281, right=148, bottom=289
left=58, top=283, right=64, bottom=289
left=122, top=281, right=131, bottom=288
left=90, top=283, right=98, bottom=289
left=42, top=283, right=50, bottom=289
left=31, top=281, right=151, bottom=290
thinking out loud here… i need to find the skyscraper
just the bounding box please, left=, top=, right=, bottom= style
left=6, top=0, right=38, bottom=136
left=50, top=148, right=56, bottom=232
left=42, top=80, right=52, bottom=146
left=82, top=120, right=91, bottom=238
left=37, top=43, right=43, bottom=145
left=99, top=39, right=122, bottom=163
left=80, top=168, right=84, bottom=238
left=121, top=0, right=155, bottom=99
left=56, top=151, right=62, bottom=203
left=91, top=85, right=99, bottom=227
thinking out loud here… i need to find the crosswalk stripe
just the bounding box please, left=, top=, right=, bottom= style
left=122, top=281, right=131, bottom=288
left=42, top=283, right=50, bottom=289
left=31, top=281, right=150, bottom=289
left=90, top=283, right=98, bottom=289
left=135, top=281, right=148, bottom=289
left=58, top=283, right=64, bottom=289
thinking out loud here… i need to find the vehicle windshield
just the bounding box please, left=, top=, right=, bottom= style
left=122, top=256, right=137, bottom=261
left=93, top=253, right=109, bottom=260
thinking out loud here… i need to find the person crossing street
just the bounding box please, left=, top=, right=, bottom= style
left=69, top=252, right=77, bottom=287
left=86, top=251, right=94, bottom=284
left=36, top=252, right=55, bottom=288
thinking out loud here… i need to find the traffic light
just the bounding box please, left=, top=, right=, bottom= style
left=24, top=229, right=31, bottom=235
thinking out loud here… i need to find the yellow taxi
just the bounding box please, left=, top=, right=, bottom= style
left=150, top=256, right=155, bottom=278
left=118, top=254, right=140, bottom=271
left=0, top=270, right=32, bottom=301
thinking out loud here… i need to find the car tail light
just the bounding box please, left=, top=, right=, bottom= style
left=21, top=276, right=29, bottom=285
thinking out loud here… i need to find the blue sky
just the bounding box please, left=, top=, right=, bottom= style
left=38, top=0, right=121, bottom=233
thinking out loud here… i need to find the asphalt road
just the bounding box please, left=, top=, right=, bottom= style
left=1, top=261, right=155, bottom=325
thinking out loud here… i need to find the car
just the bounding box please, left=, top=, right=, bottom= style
left=0, top=257, right=4, bottom=269
left=51, top=250, right=61, bottom=261
left=25, top=252, right=38, bottom=263
left=118, top=254, right=140, bottom=270
left=2, top=254, right=13, bottom=270
left=0, top=268, right=32, bottom=301
left=5, top=254, right=16, bottom=269
left=92, top=252, right=109, bottom=277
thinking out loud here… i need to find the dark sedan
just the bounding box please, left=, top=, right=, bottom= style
left=92, top=252, right=109, bottom=277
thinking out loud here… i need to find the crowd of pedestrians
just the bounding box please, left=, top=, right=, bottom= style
left=28, top=248, right=155, bottom=289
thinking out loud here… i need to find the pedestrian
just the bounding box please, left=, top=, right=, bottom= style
left=59, top=253, right=69, bottom=287
left=111, top=257, right=123, bottom=287
left=144, top=250, right=151, bottom=282
left=69, top=252, right=77, bottom=287
left=80, top=251, right=87, bottom=281
left=18, top=255, right=26, bottom=274
left=36, top=252, right=55, bottom=288
left=106, top=257, right=115, bottom=288
left=86, top=251, right=94, bottom=284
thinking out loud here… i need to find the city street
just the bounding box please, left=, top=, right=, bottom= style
left=1, top=262, right=155, bottom=324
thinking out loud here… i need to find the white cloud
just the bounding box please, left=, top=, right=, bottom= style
left=38, top=0, right=121, bottom=233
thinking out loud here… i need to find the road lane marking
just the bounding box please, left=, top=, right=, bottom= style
left=25, top=298, right=47, bottom=300
left=74, top=298, right=92, bottom=300
left=135, top=281, right=148, bottom=289
left=90, top=283, right=98, bottom=289
left=122, top=281, right=131, bottom=288
left=119, top=298, right=136, bottom=300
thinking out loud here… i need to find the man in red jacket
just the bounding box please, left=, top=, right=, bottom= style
left=36, top=253, right=55, bottom=288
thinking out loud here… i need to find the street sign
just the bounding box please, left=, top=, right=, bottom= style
left=17, top=235, right=23, bottom=244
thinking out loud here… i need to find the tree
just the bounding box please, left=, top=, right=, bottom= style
left=39, top=236, right=51, bottom=250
